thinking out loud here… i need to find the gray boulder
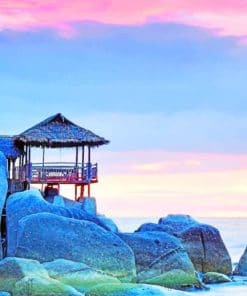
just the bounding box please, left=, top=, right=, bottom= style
left=0, top=257, right=49, bottom=292
left=135, top=223, right=174, bottom=234
left=13, top=276, right=82, bottom=296
left=43, top=259, right=120, bottom=293
left=80, top=197, right=97, bottom=215
left=234, top=247, right=247, bottom=275
left=87, top=283, right=188, bottom=296
left=137, top=215, right=232, bottom=274
left=97, top=215, right=118, bottom=233
left=119, top=232, right=198, bottom=289
left=6, top=189, right=113, bottom=256
left=202, top=272, right=231, bottom=284
left=178, top=223, right=232, bottom=274
left=158, top=215, right=198, bottom=234
left=15, top=212, right=136, bottom=282
left=0, top=151, right=7, bottom=258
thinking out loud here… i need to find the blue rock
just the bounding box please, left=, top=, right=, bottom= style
left=15, top=212, right=136, bottom=282
left=6, top=189, right=113, bottom=256
left=137, top=214, right=232, bottom=274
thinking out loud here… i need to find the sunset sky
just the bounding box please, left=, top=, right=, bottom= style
left=1, top=1, right=247, bottom=217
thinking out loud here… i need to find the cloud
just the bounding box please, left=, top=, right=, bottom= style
left=1, top=0, right=247, bottom=39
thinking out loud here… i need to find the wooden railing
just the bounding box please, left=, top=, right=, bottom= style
left=14, top=162, right=98, bottom=184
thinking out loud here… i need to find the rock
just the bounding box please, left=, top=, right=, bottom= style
left=53, top=195, right=66, bottom=207
left=13, top=276, right=82, bottom=296
left=202, top=272, right=231, bottom=284
left=135, top=223, right=174, bottom=234
left=0, top=151, right=7, bottom=259
left=0, top=257, right=49, bottom=292
left=0, top=292, right=11, bottom=296
left=80, top=197, right=97, bottom=215
left=119, top=232, right=198, bottom=289
left=97, top=215, right=118, bottom=233
left=87, top=283, right=188, bottom=296
left=43, top=259, right=120, bottom=293
left=158, top=215, right=198, bottom=234
left=177, top=223, right=232, bottom=274
left=15, top=212, right=136, bottom=282
left=138, top=215, right=232, bottom=274
left=6, top=189, right=114, bottom=256
left=234, top=247, right=247, bottom=275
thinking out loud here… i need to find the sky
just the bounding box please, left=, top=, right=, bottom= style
left=1, top=0, right=247, bottom=217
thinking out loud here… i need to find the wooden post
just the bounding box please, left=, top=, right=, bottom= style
left=75, top=146, right=78, bottom=181
left=88, top=146, right=91, bottom=197
left=7, top=159, right=11, bottom=179
left=75, top=184, right=78, bottom=201
left=28, top=145, right=31, bottom=164
left=24, top=145, right=27, bottom=166
left=12, top=159, right=16, bottom=181
left=18, top=156, right=21, bottom=180
left=41, top=146, right=45, bottom=191
left=81, top=146, right=85, bottom=181
left=80, top=185, right=84, bottom=199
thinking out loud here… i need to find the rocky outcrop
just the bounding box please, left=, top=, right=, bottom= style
left=80, top=197, right=97, bottom=215
left=13, top=276, right=82, bottom=296
left=0, top=152, right=7, bottom=259
left=234, top=247, right=247, bottom=275
left=119, top=231, right=199, bottom=289
left=202, top=272, right=231, bottom=284
left=97, top=215, right=119, bottom=233
left=0, top=257, right=49, bottom=293
left=43, top=259, right=120, bottom=293
left=87, top=283, right=188, bottom=296
left=15, top=212, right=136, bottom=282
left=6, top=189, right=113, bottom=256
left=137, top=215, right=232, bottom=274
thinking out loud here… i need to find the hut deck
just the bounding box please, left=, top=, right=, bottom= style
left=14, top=162, right=98, bottom=185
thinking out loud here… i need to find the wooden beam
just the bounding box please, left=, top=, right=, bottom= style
left=88, top=146, right=91, bottom=197
left=41, top=146, right=45, bottom=191
left=75, top=146, right=78, bottom=166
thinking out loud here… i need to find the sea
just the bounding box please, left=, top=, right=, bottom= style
left=112, top=217, right=247, bottom=296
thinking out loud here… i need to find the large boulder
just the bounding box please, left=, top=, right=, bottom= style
left=0, top=152, right=7, bottom=258
left=80, top=197, right=97, bottom=215
left=87, top=283, right=188, bottom=296
left=118, top=232, right=199, bottom=289
left=137, top=215, right=232, bottom=274
left=234, top=247, right=247, bottom=275
left=13, top=276, right=82, bottom=296
left=6, top=189, right=113, bottom=256
left=0, top=257, right=49, bottom=292
left=15, top=212, right=136, bottom=282
left=158, top=215, right=198, bottom=234
left=202, top=272, right=231, bottom=284
left=43, top=259, right=120, bottom=293
left=97, top=215, right=119, bottom=233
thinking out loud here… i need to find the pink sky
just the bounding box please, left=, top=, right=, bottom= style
left=1, top=0, right=247, bottom=38
left=36, top=149, right=247, bottom=217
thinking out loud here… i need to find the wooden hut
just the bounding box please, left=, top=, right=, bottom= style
left=0, top=113, right=109, bottom=200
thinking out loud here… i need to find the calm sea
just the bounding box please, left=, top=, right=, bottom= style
left=112, top=217, right=247, bottom=296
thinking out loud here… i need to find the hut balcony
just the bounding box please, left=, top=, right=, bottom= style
left=14, top=162, right=98, bottom=185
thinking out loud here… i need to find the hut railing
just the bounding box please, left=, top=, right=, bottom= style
left=14, top=162, right=98, bottom=184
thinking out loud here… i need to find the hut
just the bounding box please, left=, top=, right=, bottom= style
left=0, top=136, right=25, bottom=194
left=0, top=113, right=109, bottom=200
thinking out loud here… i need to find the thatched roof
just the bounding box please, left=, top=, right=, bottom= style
left=14, top=113, right=109, bottom=148
left=0, top=136, right=24, bottom=159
